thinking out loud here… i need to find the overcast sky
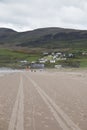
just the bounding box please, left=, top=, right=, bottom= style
left=0, top=0, right=87, bottom=31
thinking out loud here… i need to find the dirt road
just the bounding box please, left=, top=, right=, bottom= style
left=0, top=70, right=87, bottom=130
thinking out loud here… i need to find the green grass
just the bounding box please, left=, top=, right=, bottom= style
left=0, top=48, right=87, bottom=68
left=0, top=49, right=41, bottom=60
left=78, top=58, right=87, bottom=67
left=0, top=49, right=41, bottom=68
left=63, top=58, right=87, bottom=68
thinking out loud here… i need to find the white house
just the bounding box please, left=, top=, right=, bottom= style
left=56, top=52, right=62, bottom=56
left=39, top=58, right=46, bottom=63
left=82, top=52, right=87, bottom=55
left=39, top=60, right=46, bottom=63
left=55, top=65, right=61, bottom=68
left=20, top=60, right=28, bottom=63
left=43, top=52, right=49, bottom=55
left=50, top=60, right=55, bottom=63
left=68, top=53, right=74, bottom=57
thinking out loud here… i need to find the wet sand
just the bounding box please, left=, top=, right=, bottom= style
left=0, top=69, right=87, bottom=130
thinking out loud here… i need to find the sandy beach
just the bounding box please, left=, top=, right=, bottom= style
left=0, top=69, right=87, bottom=130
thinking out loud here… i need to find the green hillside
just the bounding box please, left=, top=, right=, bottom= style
left=0, top=27, right=87, bottom=49
left=0, top=49, right=41, bottom=68
left=0, top=27, right=87, bottom=68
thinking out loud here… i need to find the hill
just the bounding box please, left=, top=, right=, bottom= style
left=0, top=27, right=87, bottom=49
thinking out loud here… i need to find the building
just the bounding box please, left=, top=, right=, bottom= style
left=50, top=60, right=55, bottom=63
left=30, top=63, right=45, bottom=69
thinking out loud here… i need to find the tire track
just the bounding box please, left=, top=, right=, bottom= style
left=32, top=94, right=36, bottom=130
left=16, top=74, right=24, bottom=130
left=24, top=73, right=81, bottom=130
left=8, top=74, right=24, bottom=130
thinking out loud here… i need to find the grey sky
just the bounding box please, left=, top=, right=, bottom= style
left=0, top=0, right=87, bottom=31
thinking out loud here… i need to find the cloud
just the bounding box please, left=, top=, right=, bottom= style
left=60, top=6, right=85, bottom=23
left=0, top=0, right=87, bottom=31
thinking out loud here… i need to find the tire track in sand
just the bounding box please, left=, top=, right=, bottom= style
left=24, top=74, right=81, bottom=130
left=8, top=74, right=24, bottom=130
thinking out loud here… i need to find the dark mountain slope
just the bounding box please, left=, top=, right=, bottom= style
left=0, top=27, right=87, bottom=48
left=0, top=28, right=18, bottom=44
